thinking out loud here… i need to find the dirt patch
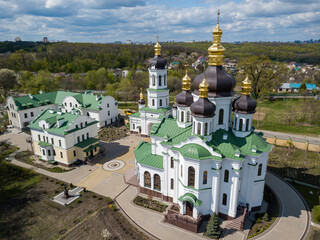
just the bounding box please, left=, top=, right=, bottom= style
left=252, top=112, right=266, bottom=121
left=99, top=126, right=128, bottom=142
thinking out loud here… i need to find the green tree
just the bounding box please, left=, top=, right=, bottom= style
left=24, top=70, right=59, bottom=94
left=206, top=212, right=222, bottom=239
left=0, top=68, right=17, bottom=100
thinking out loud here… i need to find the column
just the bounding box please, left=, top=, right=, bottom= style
left=211, top=168, right=221, bottom=214
left=230, top=171, right=240, bottom=217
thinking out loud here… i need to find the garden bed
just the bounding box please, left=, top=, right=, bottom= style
left=248, top=186, right=279, bottom=238
left=133, top=195, right=168, bottom=213
left=98, top=125, right=128, bottom=142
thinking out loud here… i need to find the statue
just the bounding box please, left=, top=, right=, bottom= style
left=63, top=184, right=69, bottom=199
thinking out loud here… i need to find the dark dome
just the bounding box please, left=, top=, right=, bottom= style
left=149, top=55, right=167, bottom=69
left=175, top=90, right=193, bottom=107
left=232, top=95, right=257, bottom=114
left=193, top=66, right=236, bottom=98
left=138, top=99, right=145, bottom=105
left=172, top=103, right=177, bottom=109
left=191, top=98, right=216, bottom=118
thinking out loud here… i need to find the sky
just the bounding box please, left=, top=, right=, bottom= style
left=0, top=0, right=319, bottom=43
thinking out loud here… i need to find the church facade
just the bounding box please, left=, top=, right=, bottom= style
left=132, top=17, right=272, bottom=228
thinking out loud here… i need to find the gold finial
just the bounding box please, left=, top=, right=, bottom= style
left=241, top=75, right=251, bottom=95
left=208, top=10, right=225, bottom=66
left=140, top=88, right=144, bottom=100
left=199, top=73, right=209, bottom=98
left=182, top=66, right=191, bottom=91
left=154, top=36, right=161, bottom=56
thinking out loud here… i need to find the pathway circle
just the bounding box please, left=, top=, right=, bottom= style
left=103, top=160, right=125, bottom=171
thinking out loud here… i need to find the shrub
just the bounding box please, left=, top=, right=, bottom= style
left=54, top=189, right=60, bottom=194
left=313, top=205, right=320, bottom=223
left=92, top=195, right=97, bottom=198
left=105, top=197, right=113, bottom=204
left=263, top=213, right=269, bottom=221
left=98, top=196, right=103, bottom=200
left=70, top=183, right=74, bottom=188
left=205, top=212, right=222, bottom=239
left=110, top=204, right=117, bottom=211
left=76, top=199, right=82, bottom=204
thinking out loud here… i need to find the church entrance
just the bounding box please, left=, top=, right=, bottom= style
left=185, top=201, right=193, bottom=217
left=147, top=122, right=153, bottom=135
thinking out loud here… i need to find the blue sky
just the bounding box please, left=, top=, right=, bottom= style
left=0, top=0, right=319, bottom=43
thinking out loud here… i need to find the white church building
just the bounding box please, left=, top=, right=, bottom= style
left=132, top=18, right=272, bottom=232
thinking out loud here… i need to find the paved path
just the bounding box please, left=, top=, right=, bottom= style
left=256, top=129, right=320, bottom=145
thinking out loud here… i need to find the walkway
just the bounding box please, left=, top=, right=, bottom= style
left=256, top=129, right=320, bottom=145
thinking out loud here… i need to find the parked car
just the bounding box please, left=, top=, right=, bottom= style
left=123, top=109, right=136, bottom=116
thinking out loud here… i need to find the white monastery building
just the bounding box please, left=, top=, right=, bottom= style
left=131, top=16, right=272, bottom=232
left=6, top=91, right=118, bottom=130
left=28, top=109, right=100, bottom=167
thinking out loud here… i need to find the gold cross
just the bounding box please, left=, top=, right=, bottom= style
left=156, top=35, right=159, bottom=43
left=217, top=9, right=220, bottom=24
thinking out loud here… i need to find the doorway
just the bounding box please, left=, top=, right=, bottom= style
left=90, top=150, right=93, bottom=157
left=186, top=201, right=193, bottom=217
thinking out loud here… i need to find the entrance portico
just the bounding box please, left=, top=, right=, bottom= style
left=178, top=193, right=202, bottom=219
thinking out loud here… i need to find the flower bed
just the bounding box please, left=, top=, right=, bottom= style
left=133, top=195, right=168, bottom=213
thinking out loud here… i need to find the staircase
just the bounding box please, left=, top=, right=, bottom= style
left=226, top=206, right=247, bottom=231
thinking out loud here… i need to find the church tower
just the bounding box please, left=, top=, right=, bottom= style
left=232, top=75, right=257, bottom=137
left=147, top=38, right=169, bottom=110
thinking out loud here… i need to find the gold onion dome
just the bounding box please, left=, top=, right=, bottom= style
left=208, top=9, right=225, bottom=66
left=175, top=69, right=194, bottom=107
left=138, top=88, right=145, bottom=105
left=154, top=36, right=161, bottom=56
left=190, top=71, right=216, bottom=118
left=149, top=36, right=167, bottom=69
left=232, top=75, right=257, bottom=114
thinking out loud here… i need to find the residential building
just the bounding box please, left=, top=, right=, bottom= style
left=133, top=19, right=272, bottom=232
left=6, top=91, right=118, bottom=130
left=28, top=109, right=100, bottom=166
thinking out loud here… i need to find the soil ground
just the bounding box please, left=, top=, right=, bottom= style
left=308, top=227, right=320, bottom=240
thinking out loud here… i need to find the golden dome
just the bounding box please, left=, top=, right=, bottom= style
left=140, top=88, right=144, bottom=100
left=208, top=10, right=225, bottom=66
left=154, top=36, right=161, bottom=56
left=182, top=69, right=191, bottom=91
left=199, top=74, right=209, bottom=98
left=241, top=75, right=251, bottom=95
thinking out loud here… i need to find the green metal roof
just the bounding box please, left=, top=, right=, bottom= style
left=83, top=143, right=99, bottom=153
left=173, top=144, right=213, bottom=160
left=28, top=109, right=97, bottom=136
left=38, top=141, right=53, bottom=147
left=134, top=141, right=163, bottom=169
left=130, top=112, right=141, bottom=118
left=147, top=88, right=170, bottom=92
left=75, top=138, right=99, bottom=149
left=140, top=106, right=172, bottom=114
left=11, top=91, right=107, bottom=111
left=178, top=193, right=202, bottom=207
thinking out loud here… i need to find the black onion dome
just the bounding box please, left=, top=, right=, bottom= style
left=193, top=66, right=236, bottom=98
left=172, top=103, right=177, bottom=109
left=175, top=90, right=193, bottom=107
left=138, top=98, right=145, bottom=105
left=191, top=98, right=216, bottom=118
left=149, top=55, right=167, bottom=69
left=232, top=95, right=257, bottom=114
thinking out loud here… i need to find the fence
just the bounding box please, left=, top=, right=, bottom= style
left=264, top=136, right=320, bottom=152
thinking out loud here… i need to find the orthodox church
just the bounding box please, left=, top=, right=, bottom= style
left=131, top=14, right=272, bottom=231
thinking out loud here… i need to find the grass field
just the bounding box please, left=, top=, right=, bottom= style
left=253, top=98, right=320, bottom=136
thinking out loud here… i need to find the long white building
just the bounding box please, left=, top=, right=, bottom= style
left=6, top=91, right=118, bottom=130
left=133, top=19, right=272, bottom=232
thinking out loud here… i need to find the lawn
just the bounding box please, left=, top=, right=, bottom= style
left=253, top=98, right=320, bottom=136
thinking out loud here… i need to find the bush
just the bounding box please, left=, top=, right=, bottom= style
left=263, top=213, right=269, bottom=222
left=76, top=199, right=82, bottom=204
left=70, top=183, right=74, bottom=188
left=313, top=205, right=320, bottom=223
left=105, top=197, right=113, bottom=204
left=110, top=204, right=117, bottom=211
left=92, top=194, right=97, bottom=198
left=98, top=196, right=103, bottom=200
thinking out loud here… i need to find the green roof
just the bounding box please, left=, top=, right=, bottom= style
left=173, top=143, right=213, bottom=160
left=75, top=138, right=99, bottom=149
left=178, top=193, right=202, bottom=207
left=11, top=91, right=107, bottom=111
left=134, top=141, right=163, bottom=169
left=130, top=112, right=141, bottom=118
left=151, top=117, right=192, bottom=145
left=38, top=141, right=53, bottom=147
left=147, top=88, right=170, bottom=92
left=83, top=143, right=99, bottom=153
left=140, top=106, right=172, bottom=114
left=28, top=109, right=97, bottom=136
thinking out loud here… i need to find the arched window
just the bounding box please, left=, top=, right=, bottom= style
left=219, top=109, right=224, bottom=125
left=181, top=111, right=184, bottom=122
left=152, top=99, right=155, bottom=106
left=164, top=75, right=166, bottom=85
left=222, top=193, right=227, bottom=206
left=203, top=171, right=207, bottom=184
left=234, top=117, right=237, bottom=129
left=154, top=174, right=161, bottom=191
left=160, top=99, right=162, bottom=106
left=204, top=122, right=208, bottom=135
left=197, top=122, right=201, bottom=135
left=186, top=111, right=190, bottom=122
left=166, top=98, right=168, bottom=105
left=224, top=170, right=229, bottom=183
left=193, top=121, right=195, bottom=133
left=188, top=166, right=195, bottom=187
left=170, top=157, right=174, bottom=168
left=159, top=75, right=162, bottom=86
left=181, top=165, right=183, bottom=177
left=152, top=75, right=155, bottom=86
left=258, top=163, right=263, bottom=176
left=144, top=171, right=151, bottom=188
left=246, top=119, right=250, bottom=131
left=239, top=119, right=243, bottom=131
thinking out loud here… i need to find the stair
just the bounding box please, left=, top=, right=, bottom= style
left=226, top=206, right=247, bottom=231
